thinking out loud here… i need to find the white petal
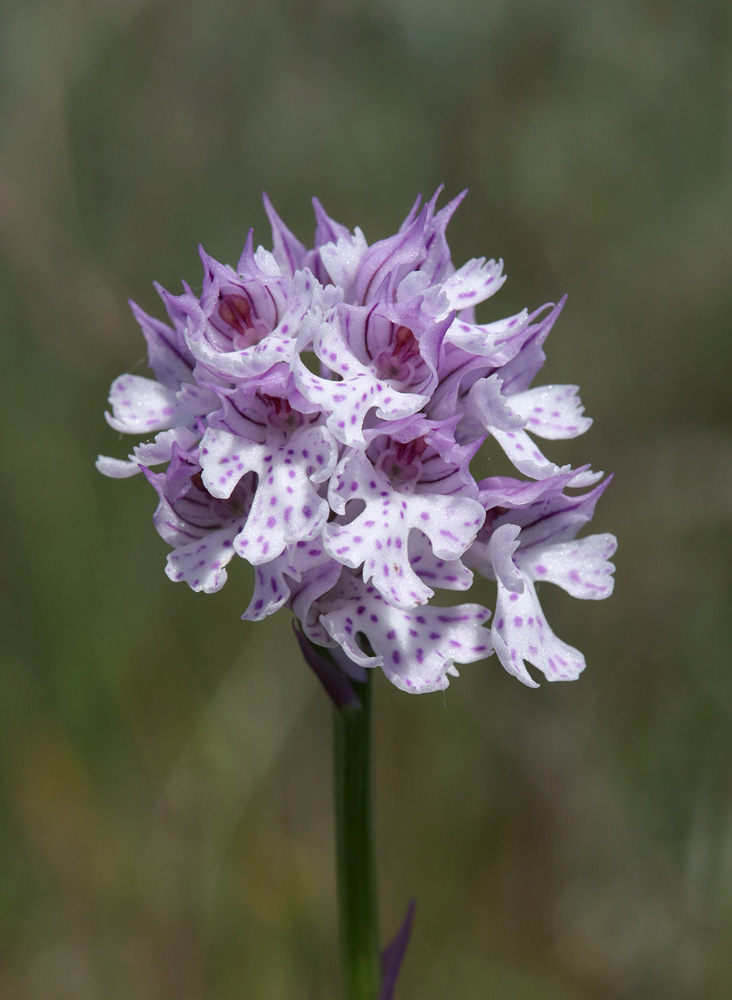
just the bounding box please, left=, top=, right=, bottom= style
left=434, top=257, right=506, bottom=317
left=509, top=385, right=592, bottom=440
left=518, top=533, right=617, bottom=599
left=318, top=228, right=368, bottom=297
left=489, top=427, right=602, bottom=487
left=241, top=557, right=292, bottom=620
left=408, top=532, right=474, bottom=591
left=319, top=576, right=492, bottom=693
left=133, top=426, right=199, bottom=467
left=466, top=375, right=526, bottom=432
left=324, top=451, right=485, bottom=609
left=243, top=540, right=342, bottom=628
left=95, top=455, right=141, bottom=478
left=492, top=577, right=585, bottom=686
left=253, top=246, right=282, bottom=276
left=199, top=427, right=250, bottom=499
left=105, top=375, right=178, bottom=434
left=165, top=520, right=244, bottom=593
left=486, top=523, right=524, bottom=593
left=444, top=309, right=530, bottom=364
left=233, top=427, right=337, bottom=565
left=293, top=320, right=427, bottom=447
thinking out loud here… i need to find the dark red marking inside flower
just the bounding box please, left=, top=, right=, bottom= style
left=374, top=326, right=421, bottom=382
left=218, top=294, right=254, bottom=333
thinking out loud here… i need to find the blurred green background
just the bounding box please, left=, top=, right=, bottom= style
left=1, top=0, right=731, bottom=997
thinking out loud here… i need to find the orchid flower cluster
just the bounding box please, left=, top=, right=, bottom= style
left=98, top=190, right=615, bottom=694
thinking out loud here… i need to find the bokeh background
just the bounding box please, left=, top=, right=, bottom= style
left=2, top=0, right=731, bottom=997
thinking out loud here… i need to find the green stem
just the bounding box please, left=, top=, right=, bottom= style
left=333, top=673, right=380, bottom=1000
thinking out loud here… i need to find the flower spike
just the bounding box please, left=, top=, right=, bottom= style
left=99, top=190, right=615, bottom=692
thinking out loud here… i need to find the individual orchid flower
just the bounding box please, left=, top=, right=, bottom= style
left=465, top=372, right=600, bottom=486
left=487, top=520, right=616, bottom=687
left=143, top=445, right=251, bottom=594
left=95, top=293, right=206, bottom=479
left=293, top=284, right=451, bottom=446
left=171, top=255, right=322, bottom=383
left=199, top=373, right=338, bottom=565
left=315, top=569, right=492, bottom=694
left=467, top=476, right=616, bottom=685
left=324, top=437, right=484, bottom=610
